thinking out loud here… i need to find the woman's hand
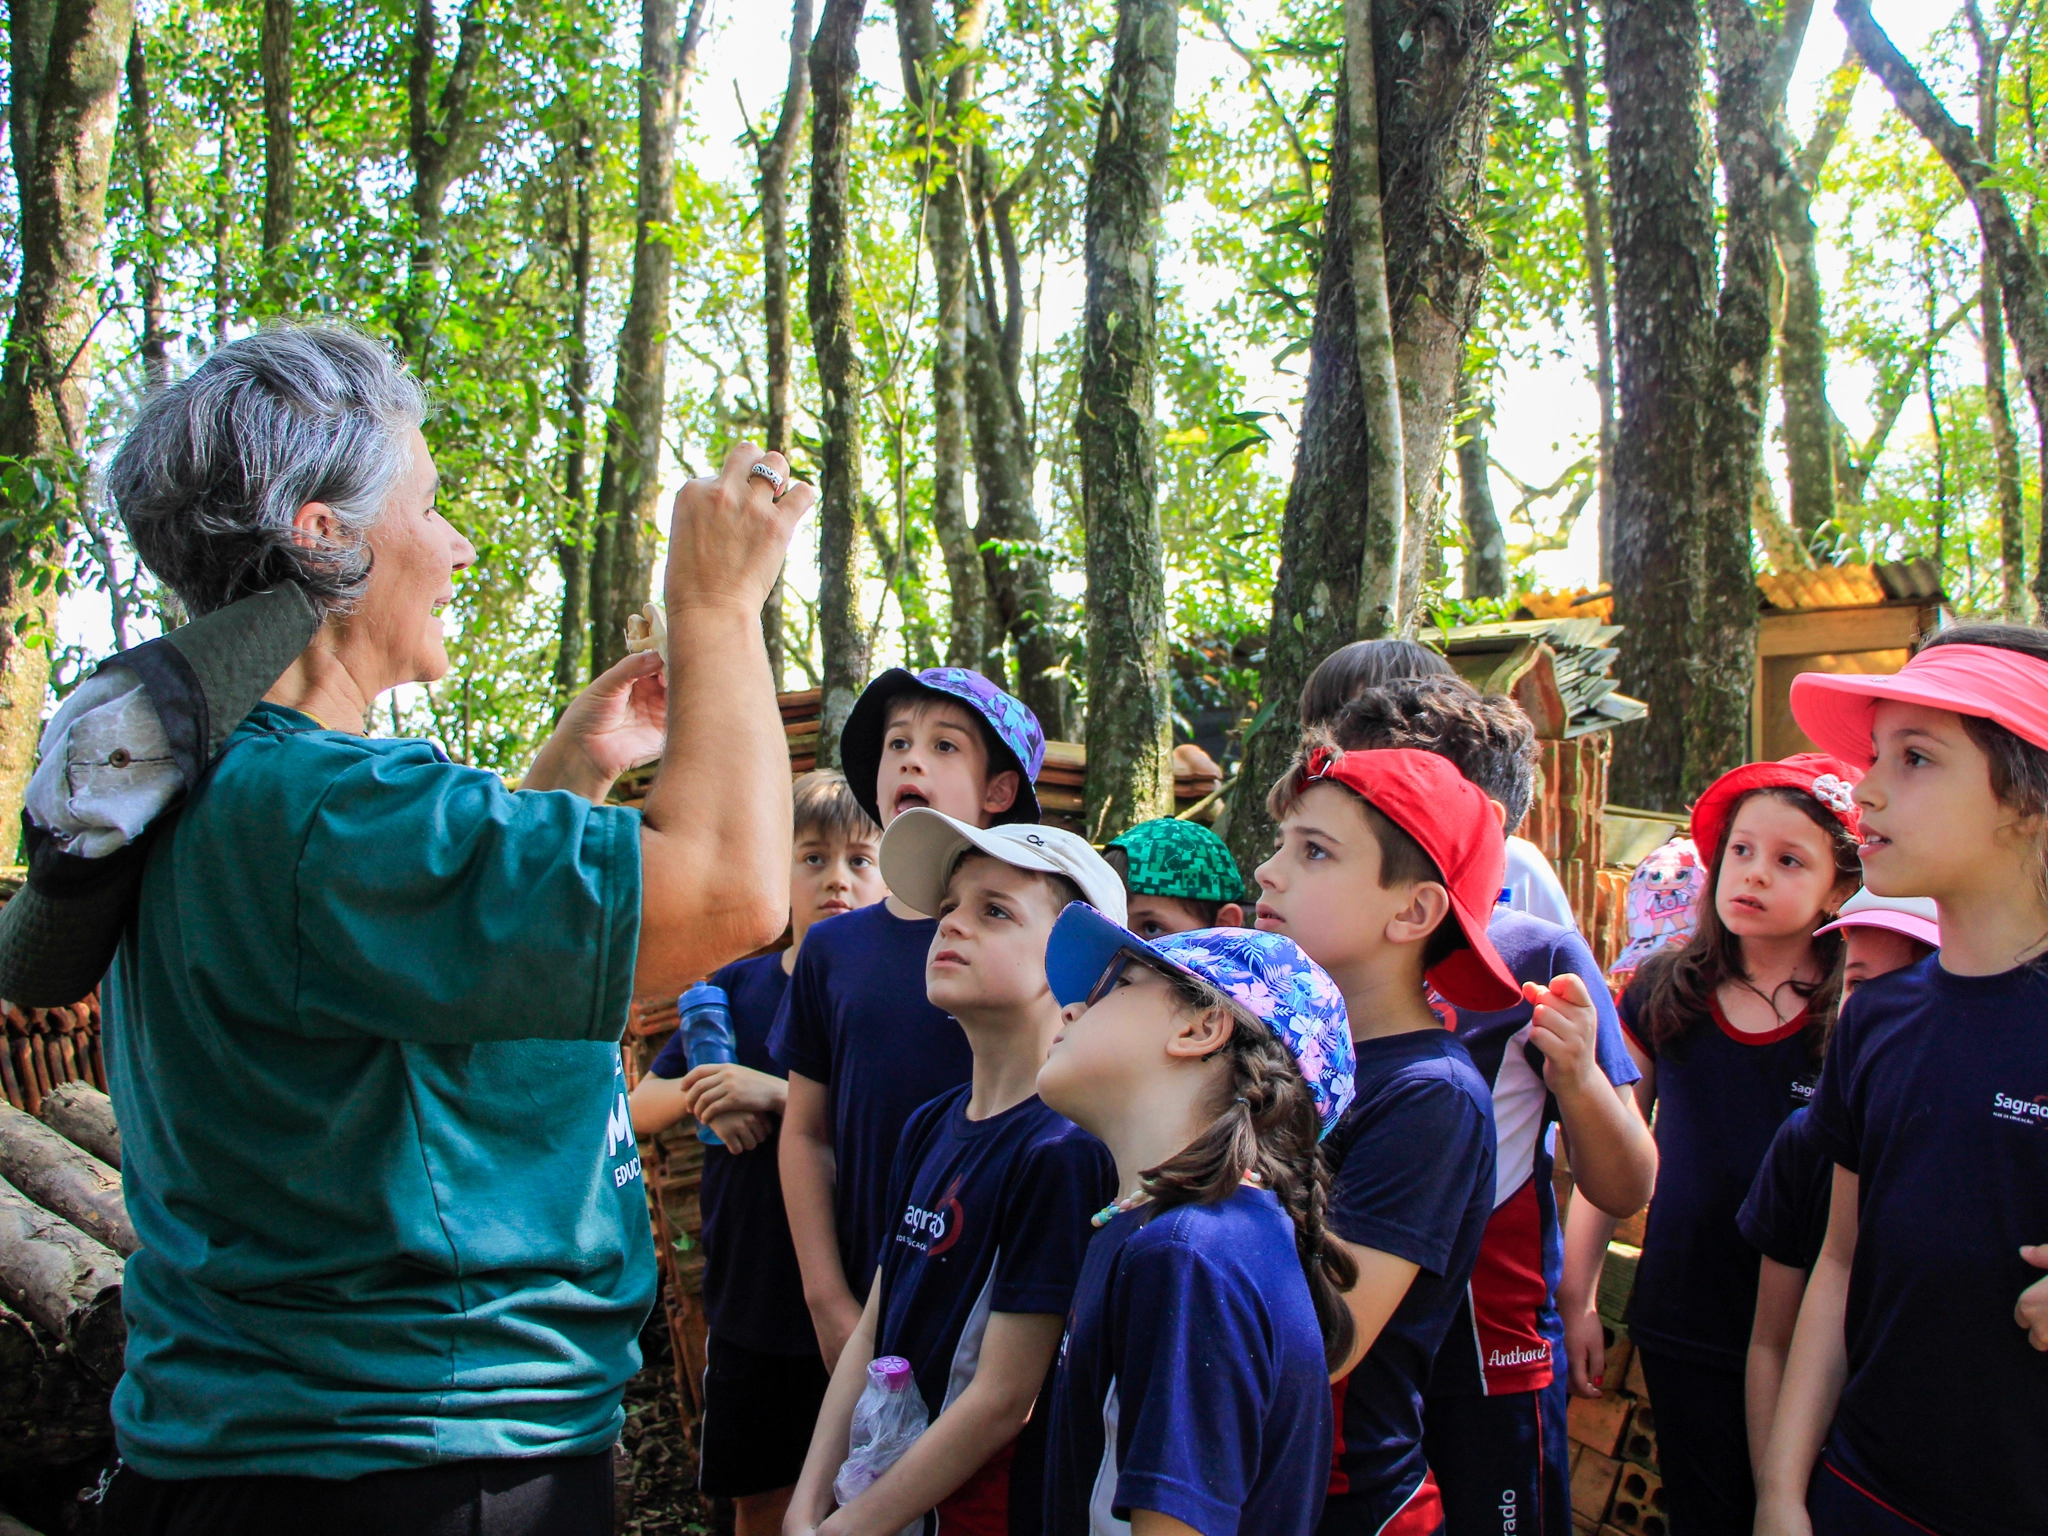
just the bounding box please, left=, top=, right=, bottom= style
left=521, top=649, right=669, bottom=802
left=683, top=1062, right=789, bottom=1124
left=1562, top=1301, right=1608, bottom=1398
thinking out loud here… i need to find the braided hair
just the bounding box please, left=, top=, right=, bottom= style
left=1133, top=964, right=1359, bottom=1368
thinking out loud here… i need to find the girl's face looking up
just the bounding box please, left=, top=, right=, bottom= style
left=1713, top=795, right=1850, bottom=941
left=1039, top=959, right=1226, bottom=1138
left=1855, top=700, right=2017, bottom=904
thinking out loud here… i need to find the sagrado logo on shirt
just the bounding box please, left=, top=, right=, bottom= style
left=1993, top=1090, right=2048, bottom=1126
left=899, top=1175, right=966, bottom=1256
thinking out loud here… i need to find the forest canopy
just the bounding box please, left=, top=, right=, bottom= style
left=0, top=0, right=2036, bottom=846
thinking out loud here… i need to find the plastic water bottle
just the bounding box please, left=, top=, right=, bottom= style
left=834, top=1356, right=930, bottom=1518
left=678, top=982, right=735, bottom=1146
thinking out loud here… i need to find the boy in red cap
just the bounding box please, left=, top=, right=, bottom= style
left=1256, top=743, right=1607, bottom=1536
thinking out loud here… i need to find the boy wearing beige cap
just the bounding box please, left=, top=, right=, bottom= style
left=786, top=812, right=1122, bottom=1536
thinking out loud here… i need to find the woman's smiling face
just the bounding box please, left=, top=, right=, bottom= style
left=327, top=426, right=476, bottom=690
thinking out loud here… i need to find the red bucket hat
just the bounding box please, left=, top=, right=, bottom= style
left=1688, top=752, right=1863, bottom=867
left=1293, top=746, right=1521, bottom=1010
left=1790, top=643, right=2048, bottom=768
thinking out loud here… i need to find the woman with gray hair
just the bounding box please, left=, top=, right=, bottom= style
left=83, top=325, right=811, bottom=1535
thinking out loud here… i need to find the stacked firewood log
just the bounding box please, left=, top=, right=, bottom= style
left=0, top=1083, right=127, bottom=1482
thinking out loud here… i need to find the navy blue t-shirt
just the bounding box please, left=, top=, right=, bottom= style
left=877, top=1087, right=1115, bottom=1536
left=648, top=953, right=809, bottom=1355
left=1320, top=1029, right=1496, bottom=1536
left=1432, top=909, right=1639, bottom=1396
left=1811, top=957, right=2048, bottom=1536
left=1621, top=984, right=1820, bottom=1369
left=768, top=901, right=974, bottom=1292
left=1044, top=1186, right=1332, bottom=1536
left=1736, top=1105, right=1832, bottom=1274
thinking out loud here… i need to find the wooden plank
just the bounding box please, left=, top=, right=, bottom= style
left=1757, top=603, right=1926, bottom=658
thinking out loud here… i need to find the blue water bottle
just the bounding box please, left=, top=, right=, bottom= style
left=678, top=981, right=736, bottom=1146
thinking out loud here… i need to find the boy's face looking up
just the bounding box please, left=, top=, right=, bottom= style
left=926, top=854, right=1065, bottom=1018
left=878, top=699, right=1021, bottom=829
left=791, top=828, right=887, bottom=947
left=1126, top=892, right=1245, bottom=939
left=1253, top=782, right=1451, bottom=991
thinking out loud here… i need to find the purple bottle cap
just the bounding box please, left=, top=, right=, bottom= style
left=869, top=1355, right=913, bottom=1389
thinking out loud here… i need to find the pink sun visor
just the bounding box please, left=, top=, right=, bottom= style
left=1789, top=643, right=2048, bottom=769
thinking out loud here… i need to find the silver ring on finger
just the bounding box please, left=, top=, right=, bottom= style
left=748, top=461, right=787, bottom=499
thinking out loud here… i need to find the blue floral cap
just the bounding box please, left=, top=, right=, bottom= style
left=1045, top=902, right=1357, bottom=1138
left=841, top=667, right=1046, bottom=827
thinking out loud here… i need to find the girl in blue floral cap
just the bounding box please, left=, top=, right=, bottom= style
left=1036, top=904, right=1358, bottom=1536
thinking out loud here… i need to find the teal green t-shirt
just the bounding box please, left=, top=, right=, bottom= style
left=101, top=703, right=653, bottom=1479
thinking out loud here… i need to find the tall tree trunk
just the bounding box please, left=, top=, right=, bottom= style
left=553, top=122, right=595, bottom=704
left=967, top=155, right=1069, bottom=735
left=899, top=0, right=995, bottom=677
left=1079, top=0, right=1177, bottom=838
left=1458, top=363, right=1506, bottom=597
left=1553, top=0, right=1618, bottom=582
left=1966, top=2, right=2029, bottom=619
left=1608, top=0, right=1715, bottom=813
left=1223, top=63, right=1381, bottom=870
left=1693, top=0, right=1785, bottom=791
left=757, top=0, right=814, bottom=690
left=807, top=0, right=870, bottom=763
left=1835, top=0, right=2048, bottom=620
left=258, top=0, right=293, bottom=302
left=1378, top=0, right=1497, bottom=627
left=210, top=100, right=234, bottom=344
left=1773, top=50, right=1855, bottom=552
left=401, top=0, right=488, bottom=368
left=588, top=0, right=709, bottom=680
left=124, top=25, right=168, bottom=388
left=0, top=0, right=133, bottom=846
left=1346, top=0, right=1406, bottom=637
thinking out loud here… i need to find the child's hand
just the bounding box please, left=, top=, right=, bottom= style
left=1754, top=1497, right=1814, bottom=1536
left=707, top=1111, right=776, bottom=1153
left=1526, top=973, right=1605, bottom=1097
left=682, top=1062, right=788, bottom=1124
left=2017, top=1244, right=2048, bottom=1350
left=1561, top=1301, right=1607, bottom=1398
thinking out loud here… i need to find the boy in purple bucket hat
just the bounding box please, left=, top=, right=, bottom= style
left=771, top=667, right=1047, bottom=1379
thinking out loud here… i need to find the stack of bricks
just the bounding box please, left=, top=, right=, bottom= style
left=0, top=995, right=106, bottom=1116
left=1521, top=734, right=1611, bottom=925
left=1567, top=1202, right=1663, bottom=1536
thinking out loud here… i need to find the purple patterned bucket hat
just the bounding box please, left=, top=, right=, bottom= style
left=840, top=667, right=1046, bottom=827
left=1045, top=902, right=1356, bottom=1138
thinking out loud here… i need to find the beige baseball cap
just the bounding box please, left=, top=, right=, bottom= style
left=879, top=808, right=1128, bottom=926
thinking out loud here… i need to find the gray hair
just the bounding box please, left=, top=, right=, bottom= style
left=108, top=324, right=428, bottom=618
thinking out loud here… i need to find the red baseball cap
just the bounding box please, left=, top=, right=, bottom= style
left=1688, top=752, right=1863, bottom=866
left=1293, top=746, right=1521, bottom=1010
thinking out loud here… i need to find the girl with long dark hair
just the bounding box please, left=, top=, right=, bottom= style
left=1562, top=754, right=1862, bottom=1536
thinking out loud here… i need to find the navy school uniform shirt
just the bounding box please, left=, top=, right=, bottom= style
left=647, top=952, right=812, bottom=1355
left=1736, top=1105, right=1833, bottom=1275
left=1619, top=983, right=1818, bottom=1369
left=876, top=1086, right=1116, bottom=1536
left=1044, top=1186, right=1333, bottom=1536
left=1320, top=1029, right=1496, bottom=1535
left=768, top=901, right=974, bottom=1291
left=1431, top=909, right=1639, bottom=1396
left=1811, top=956, right=2048, bottom=1536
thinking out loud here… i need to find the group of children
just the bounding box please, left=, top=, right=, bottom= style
left=626, top=623, right=2048, bottom=1536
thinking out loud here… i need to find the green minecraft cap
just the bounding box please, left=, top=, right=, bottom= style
left=1107, top=817, right=1245, bottom=905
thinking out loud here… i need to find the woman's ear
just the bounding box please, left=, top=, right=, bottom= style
left=292, top=500, right=338, bottom=550
left=1164, top=1003, right=1236, bottom=1061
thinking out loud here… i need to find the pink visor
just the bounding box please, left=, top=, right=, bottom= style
left=1789, top=644, right=2048, bottom=768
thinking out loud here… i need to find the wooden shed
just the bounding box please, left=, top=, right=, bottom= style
left=1751, top=561, right=1944, bottom=761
